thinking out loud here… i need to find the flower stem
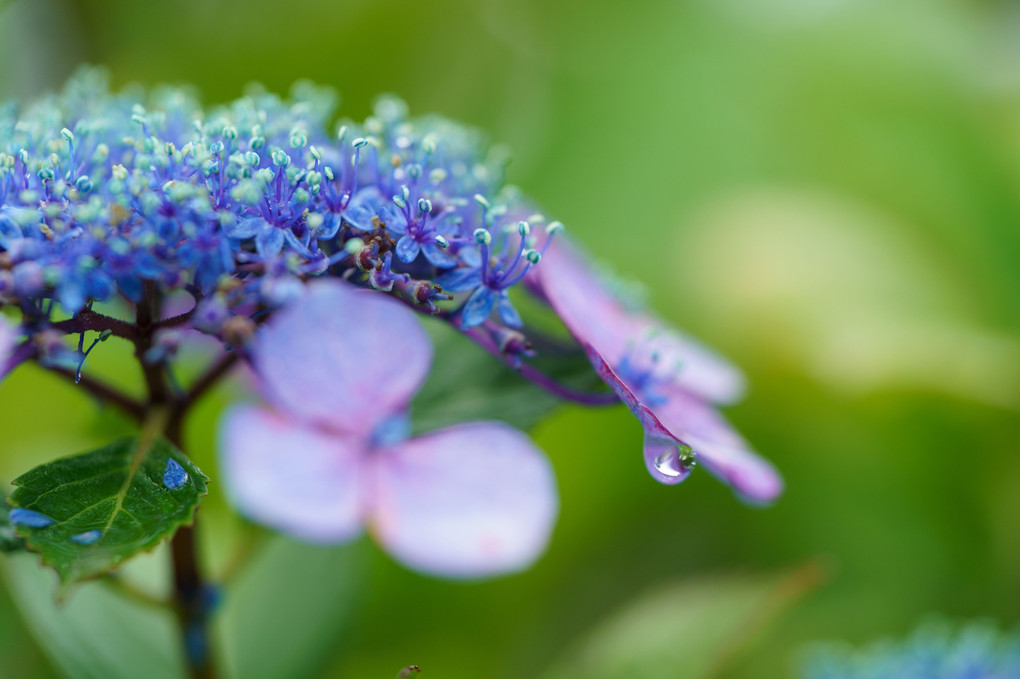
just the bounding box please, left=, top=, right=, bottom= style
left=168, top=421, right=218, bottom=679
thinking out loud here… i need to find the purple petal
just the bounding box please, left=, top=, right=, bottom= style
left=226, top=217, right=269, bottom=240
left=256, top=226, right=285, bottom=258
left=219, top=405, right=366, bottom=542
left=0, top=316, right=15, bottom=380
left=435, top=267, right=482, bottom=293
left=535, top=238, right=744, bottom=404
left=496, top=292, right=523, bottom=328
left=395, top=235, right=421, bottom=263
left=254, top=280, right=433, bottom=434
left=369, top=422, right=558, bottom=578
left=655, top=392, right=783, bottom=504
left=586, top=343, right=781, bottom=501
left=421, top=242, right=458, bottom=268
left=460, top=286, right=497, bottom=329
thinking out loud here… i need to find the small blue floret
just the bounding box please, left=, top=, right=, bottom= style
left=69, top=530, right=102, bottom=545
left=9, top=508, right=55, bottom=528
left=163, top=458, right=189, bottom=490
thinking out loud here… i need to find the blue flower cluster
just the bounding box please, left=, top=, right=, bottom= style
left=0, top=68, right=557, bottom=354
left=804, top=622, right=1020, bottom=679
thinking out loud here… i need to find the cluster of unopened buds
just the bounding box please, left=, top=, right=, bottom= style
left=0, top=69, right=781, bottom=587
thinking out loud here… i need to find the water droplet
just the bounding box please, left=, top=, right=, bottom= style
left=163, top=458, right=188, bottom=490
left=653, top=446, right=696, bottom=478
left=653, top=450, right=685, bottom=477
left=70, top=530, right=101, bottom=545
left=9, top=508, right=55, bottom=528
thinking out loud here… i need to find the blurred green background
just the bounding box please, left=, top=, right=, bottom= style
left=1, top=0, right=1019, bottom=677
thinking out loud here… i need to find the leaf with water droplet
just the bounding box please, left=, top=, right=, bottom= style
left=7, top=436, right=208, bottom=587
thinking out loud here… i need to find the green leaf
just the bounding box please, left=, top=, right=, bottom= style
left=8, top=436, right=208, bottom=586
left=2, top=551, right=184, bottom=679
left=1, top=489, right=26, bottom=553
left=413, top=321, right=607, bottom=433
left=540, top=565, right=823, bottom=679
left=218, top=536, right=367, bottom=679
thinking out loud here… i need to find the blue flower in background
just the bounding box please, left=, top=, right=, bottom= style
left=804, top=621, right=1020, bottom=679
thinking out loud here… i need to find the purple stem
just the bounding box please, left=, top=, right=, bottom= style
left=462, top=326, right=619, bottom=406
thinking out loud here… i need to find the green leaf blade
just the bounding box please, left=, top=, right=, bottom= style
left=8, top=437, right=208, bottom=585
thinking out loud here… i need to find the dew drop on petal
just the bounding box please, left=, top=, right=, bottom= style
left=70, top=530, right=101, bottom=545
left=653, top=450, right=684, bottom=477
left=9, top=508, right=55, bottom=528
left=163, top=458, right=188, bottom=490
left=654, top=446, right=696, bottom=478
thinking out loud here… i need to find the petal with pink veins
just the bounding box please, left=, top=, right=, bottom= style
left=219, top=405, right=367, bottom=543
left=253, top=280, right=433, bottom=435
left=368, top=422, right=558, bottom=578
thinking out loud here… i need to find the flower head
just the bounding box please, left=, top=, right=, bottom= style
left=220, top=280, right=558, bottom=578
left=531, top=237, right=782, bottom=503
left=804, top=621, right=1020, bottom=679
left=0, top=69, right=545, bottom=364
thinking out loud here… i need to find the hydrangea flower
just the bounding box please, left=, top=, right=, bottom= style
left=0, top=69, right=544, bottom=355
left=804, top=621, right=1020, bottom=679
left=529, top=238, right=782, bottom=503
left=219, top=280, right=558, bottom=578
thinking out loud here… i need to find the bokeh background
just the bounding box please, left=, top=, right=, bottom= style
left=1, top=0, right=1019, bottom=677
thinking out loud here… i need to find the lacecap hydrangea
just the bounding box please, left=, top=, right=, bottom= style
left=0, top=69, right=782, bottom=579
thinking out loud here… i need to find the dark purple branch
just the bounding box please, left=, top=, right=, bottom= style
left=52, top=309, right=139, bottom=341
left=462, top=326, right=620, bottom=406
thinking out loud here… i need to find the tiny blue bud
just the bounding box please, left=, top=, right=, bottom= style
left=70, top=530, right=102, bottom=545
left=474, top=194, right=490, bottom=209
left=163, top=458, right=189, bottom=490
left=517, top=221, right=530, bottom=237
left=271, top=149, right=291, bottom=167
left=222, top=126, right=238, bottom=140
left=525, top=249, right=541, bottom=265
left=392, top=195, right=407, bottom=209
left=209, top=141, right=224, bottom=155
left=474, top=228, right=492, bottom=246
left=60, top=127, right=74, bottom=142
left=250, top=135, right=266, bottom=150
left=417, top=198, right=432, bottom=214
left=75, top=176, right=93, bottom=193
left=9, top=508, right=55, bottom=528
left=352, top=137, right=369, bottom=149
left=546, top=221, right=564, bottom=235
left=434, top=235, right=449, bottom=249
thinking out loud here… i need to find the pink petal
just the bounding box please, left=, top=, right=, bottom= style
left=0, top=316, right=14, bottom=379
left=655, top=391, right=783, bottom=504
left=254, top=280, right=432, bottom=435
left=219, top=405, right=366, bottom=542
left=535, top=238, right=744, bottom=404
left=368, top=422, right=558, bottom=578
left=587, top=343, right=781, bottom=502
